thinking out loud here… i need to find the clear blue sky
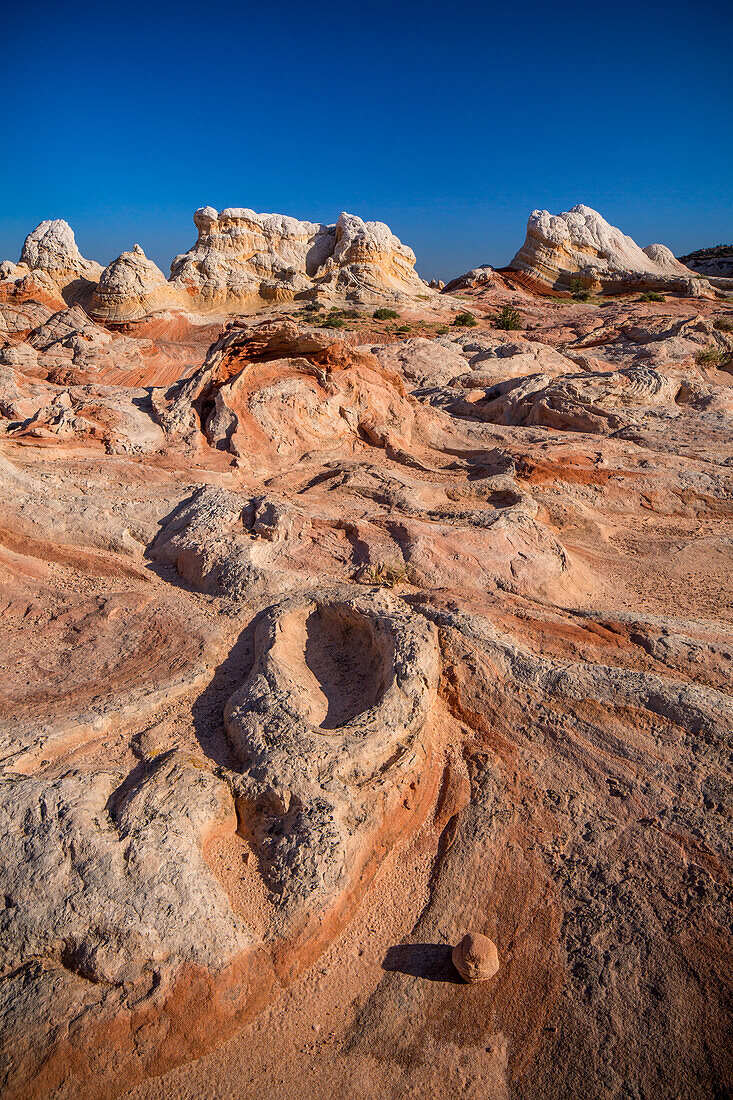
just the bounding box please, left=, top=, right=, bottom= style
left=1, top=0, right=731, bottom=281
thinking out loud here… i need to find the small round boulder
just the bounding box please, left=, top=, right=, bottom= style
left=452, top=932, right=499, bottom=983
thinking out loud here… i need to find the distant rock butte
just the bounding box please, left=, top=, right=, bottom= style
left=18, top=219, right=102, bottom=289
left=508, top=204, right=709, bottom=294
left=90, top=208, right=429, bottom=321
left=679, top=244, right=733, bottom=280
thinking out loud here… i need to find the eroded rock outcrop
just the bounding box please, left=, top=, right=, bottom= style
left=167, top=207, right=427, bottom=311
left=224, top=586, right=441, bottom=922
left=2, top=221, right=104, bottom=308
left=91, top=244, right=179, bottom=322
left=679, top=244, right=733, bottom=279
left=1, top=280, right=732, bottom=1100
left=508, top=204, right=712, bottom=295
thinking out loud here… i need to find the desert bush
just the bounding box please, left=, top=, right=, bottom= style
left=695, top=344, right=728, bottom=367
left=321, top=314, right=347, bottom=329
left=713, top=315, right=733, bottom=332
left=453, top=311, right=478, bottom=328
left=492, top=305, right=522, bottom=331
left=360, top=561, right=411, bottom=588
left=639, top=291, right=665, bottom=302
left=373, top=307, right=399, bottom=320
left=569, top=277, right=591, bottom=300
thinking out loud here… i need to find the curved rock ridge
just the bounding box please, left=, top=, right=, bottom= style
left=223, top=585, right=441, bottom=920
left=167, top=207, right=427, bottom=311
left=508, top=204, right=706, bottom=293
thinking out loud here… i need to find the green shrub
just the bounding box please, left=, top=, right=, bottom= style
left=397, top=324, right=412, bottom=333
left=492, top=305, right=522, bottom=331
left=713, top=315, right=733, bottom=332
left=695, top=344, right=727, bottom=367
left=321, top=314, right=347, bottom=329
left=639, top=291, right=665, bottom=302
left=453, top=311, right=478, bottom=328
left=373, top=307, right=399, bottom=320
left=301, top=301, right=322, bottom=312
left=567, top=278, right=591, bottom=301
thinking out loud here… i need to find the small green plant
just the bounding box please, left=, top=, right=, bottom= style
left=373, top=307, right=400, bottom=320
left=435, top=325, right=449, bottom=335
left=639, top=291, right=665, bottom=302
left=568, top=279, right=592, bottom=301
left=360, top=561, right=411, bottom=588
left=321, top=313, right=347, bottom=329
left=397, top=324, right=412, bottom=334
left=492, top=305, right=522, bottom=331
left=301, top=301, right=322, bottom=312
left=695, top=344, right=728, bottom=367
left=713, top=315, right=733, bottom=332
left=453, top=311, right=478, bottom=328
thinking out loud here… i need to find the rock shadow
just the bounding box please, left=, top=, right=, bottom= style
left=301, top=605, right=385, bottom=729
left=382, top=943, right=461, bottom=983
left=188, top=612, right=264, bottom=768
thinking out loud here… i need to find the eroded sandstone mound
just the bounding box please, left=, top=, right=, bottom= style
left=507, top=204, right=711, bottom=294
left=168, top=207, right=427, bottom=309
left=89, top=207, right=430, bottom=322
left=0, top=220, right=104, bottom=310
left=91, top=244, right=177, bottom=322
left=4, top=209, right=433, bottom=326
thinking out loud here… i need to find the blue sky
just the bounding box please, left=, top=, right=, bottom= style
left=1, top=0, right=731, bottom=281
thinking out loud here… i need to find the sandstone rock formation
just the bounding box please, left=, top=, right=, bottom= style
left=679, top=243, right=733, bottom=279
left=223, top=586, right=440, bottom=920
left=84, top=208, right=431, bottom=322
left=1, top=220, right=104, bottom=309
left=167, top=207, right=427, bottom=311
left=0, top=265, right=731, bottom=1100
left=508, top=204, right=712, bottom=294
left=19, top=220, right=103, bottom=285
left=91, top=244, right=179, bottom=322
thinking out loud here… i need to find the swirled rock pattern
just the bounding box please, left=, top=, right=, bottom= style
left=223, top=586, right=440, bottom=921
left=0, top=249, right=731, bottom=1100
